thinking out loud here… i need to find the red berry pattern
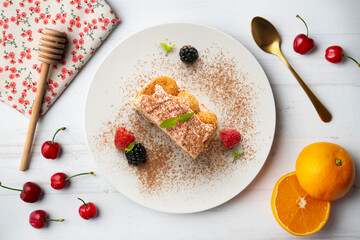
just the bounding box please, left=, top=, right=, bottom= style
left=219, top=129, right=241, bottom=149
left=0, top=1, right=120, bottom=117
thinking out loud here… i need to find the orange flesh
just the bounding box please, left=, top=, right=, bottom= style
left=271, top=172, right=330, bottom=236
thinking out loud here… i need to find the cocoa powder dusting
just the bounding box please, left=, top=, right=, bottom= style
left=94, top=44, right=259, bottom=196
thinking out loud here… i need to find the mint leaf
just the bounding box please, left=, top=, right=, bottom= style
left=160, top=43, right=175, bottom=56
left=160, top=112, right=194, bottom=129
left=125, top=141, right=135, bottom=152
left=160, top=117, right=179, bottom=128
left=232, top=150, right=244, bottom=163
left=178, top=112, right=194, bottom=122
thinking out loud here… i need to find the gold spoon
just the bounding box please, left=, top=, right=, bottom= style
left=251, top=16, right=332, bottom=122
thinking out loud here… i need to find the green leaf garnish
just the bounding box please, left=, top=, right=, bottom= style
left=232, top=150, right=244, bottom=163
left=178, top=112, right=194, bottom=122
left=160, top=112, right=194, bottom=129
left=125, top=141, right=135, bottom=152
left=159, top=117, right=179, bottom=129
left=160, top=43, right=175, bottom=56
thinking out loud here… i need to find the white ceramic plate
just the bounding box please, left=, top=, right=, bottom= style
left=85, top=23, right=276, bottom=213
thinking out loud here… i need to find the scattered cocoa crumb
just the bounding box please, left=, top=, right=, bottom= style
left=93, top=43, right=259, bottom=196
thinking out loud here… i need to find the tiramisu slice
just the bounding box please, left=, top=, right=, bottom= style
left=132, top=76, right=218, bottom=159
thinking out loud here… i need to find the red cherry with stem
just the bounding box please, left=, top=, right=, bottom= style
left=293, top=15, right=315, bottom=54
left=29, top=210, right=64, bottom=229
left=50, top=171, right=95, bottom=190
left=325, top=45, right=360, bottom=67
left=41, top=127, right=66, bottom=159
left=78, top=198, right=98, bottom=220
left=325, top=45, right=343, bottom=63
left=0, top=181, right=43, bottom=203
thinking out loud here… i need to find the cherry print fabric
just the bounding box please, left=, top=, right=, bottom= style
left=0, top=0, right=119, bottom=117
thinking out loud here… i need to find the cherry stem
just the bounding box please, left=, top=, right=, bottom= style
left=78, top=198, right=87, bottom=207
left=45, top=219, right=64, bottom=222
left=51, top=127, right=66, bottom=144
left=0, top=182, right=23, bottom=192
left=65, top=171, right=95, bottom=181
left=343, top=55, right=360, bottom=67
left=296, top=15, right=309, bottom=37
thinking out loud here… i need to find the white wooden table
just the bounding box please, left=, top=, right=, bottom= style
left=1, top=0, right=359, bottom=239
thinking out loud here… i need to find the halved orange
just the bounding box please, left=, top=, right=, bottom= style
left=271, top=172, right=331, bottom=236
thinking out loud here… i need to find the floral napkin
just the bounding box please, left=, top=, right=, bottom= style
left=0, top=0, right=119, bottom=117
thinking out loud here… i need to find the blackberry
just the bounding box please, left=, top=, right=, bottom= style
left=125, top=143, right=146, bottom=165
left=179, top=45, right=199, bottom=63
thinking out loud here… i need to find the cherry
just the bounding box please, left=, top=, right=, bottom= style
left=325, top=45, right=360, bottom=67
left=78, top=198, right=98, bottom=220
left=0, top=181, right=43, bottom=203
left=29, top=210, right=64, bottom=229
left=51, top=171, right=95, bottom=190
left=293, top=15, right=315, bottom=54
left=41, top=127, right=66, bottom=159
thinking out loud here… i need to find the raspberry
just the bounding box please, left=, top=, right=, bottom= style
left=219, top=129, right=241, bottom=149
left=114, top=127, right=135, bottom=150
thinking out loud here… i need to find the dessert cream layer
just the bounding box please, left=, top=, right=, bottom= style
left=132, top=77, right=217, bottom=159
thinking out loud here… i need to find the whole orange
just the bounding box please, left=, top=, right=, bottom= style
left=296, top=142, right=355, bottom=201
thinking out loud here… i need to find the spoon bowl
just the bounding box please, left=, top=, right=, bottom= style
left=251, top=16, right=332, bottom=122
left=251, top=17, right=281, bottom=54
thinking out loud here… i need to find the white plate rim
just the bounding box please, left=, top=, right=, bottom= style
left=84, top=22, right=276, bottom=213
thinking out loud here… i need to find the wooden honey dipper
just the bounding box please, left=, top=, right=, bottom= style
left=19, top=28, right=66, bottom=171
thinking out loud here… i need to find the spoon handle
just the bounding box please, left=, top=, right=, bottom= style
left=277, top=52, right=332, bottom=122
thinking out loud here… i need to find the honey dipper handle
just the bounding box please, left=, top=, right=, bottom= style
left=20, top=63, right=50, bottom=171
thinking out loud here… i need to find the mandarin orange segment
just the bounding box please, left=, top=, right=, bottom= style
left=271, top=172, right=331, bottom=236
left=136, top=76, right=179, bottom=98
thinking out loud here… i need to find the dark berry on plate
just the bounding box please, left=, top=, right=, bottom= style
left=114, top=127, right=135, bottom=150
left=179, top=45, right=199, bottom=63
left=219, top=129, right=241, bottom=149
left=125, top=143, right=146, bottom=165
